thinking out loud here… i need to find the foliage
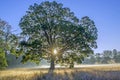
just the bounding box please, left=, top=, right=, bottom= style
left=83, top=49, right=120, bottom=64
left=6, top=53, right=48, bottom=68
left=0, top=18, right=18, bottom=69
left=0, top=18, right=11, bottom=69
left=19, top=1, right=98, bottom=69
left=0, top=49, right=7, bottom=69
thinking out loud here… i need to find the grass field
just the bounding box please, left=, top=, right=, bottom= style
left=0, top=64, right=120, bottom=80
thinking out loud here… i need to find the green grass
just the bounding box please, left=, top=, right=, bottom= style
left=0, top=64, right=120, bottom=80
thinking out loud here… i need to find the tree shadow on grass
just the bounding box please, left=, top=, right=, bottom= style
left=36, top=70, right=120, bottom=80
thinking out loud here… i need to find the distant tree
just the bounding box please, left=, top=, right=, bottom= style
left=19, top=1, right=98, bottom=70
left=113, top=49, right=117, bottom=61
left=112, top=49, right=120, bottom=63
left=115, top=51, right=120, bottom=63
left=83, top=49, right=120, bottom=64
left=102, top=50, right=112, bottom=63
left=83, top=54, right=96, bottom=64
left=0, top=19, right=11, bottom=69
left=0, top=18, right=18, bottom=69
left=95, top=53, right=102, bottom=64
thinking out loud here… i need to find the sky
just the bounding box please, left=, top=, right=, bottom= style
left=0, top=0, right=120, bottom=53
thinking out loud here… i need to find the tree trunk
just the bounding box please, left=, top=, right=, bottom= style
left=69, top=62, right=74, bottom=68
left=50, top=56, right=55, bottom=71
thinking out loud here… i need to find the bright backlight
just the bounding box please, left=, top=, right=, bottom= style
left=54, top=49, right=57, bottom=54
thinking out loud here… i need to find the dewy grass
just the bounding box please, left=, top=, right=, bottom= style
left=0, top=64, right=120, bottom=80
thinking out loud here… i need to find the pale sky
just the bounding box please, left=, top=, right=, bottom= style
left=0, top=0, right=120, bottom=53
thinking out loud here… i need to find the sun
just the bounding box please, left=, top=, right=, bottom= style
left=53, top=49, right=57, bottom=54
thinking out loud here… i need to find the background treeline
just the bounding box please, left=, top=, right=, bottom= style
left=83, top=49, right=120, bottom=64
left=6, top=49, right=120, bottom=68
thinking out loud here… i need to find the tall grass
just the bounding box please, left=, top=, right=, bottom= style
left=0, top=65, right=120, bottom=80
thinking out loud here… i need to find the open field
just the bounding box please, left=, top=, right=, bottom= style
left=0, top=64, right=120, bottom=80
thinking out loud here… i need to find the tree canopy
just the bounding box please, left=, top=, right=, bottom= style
left=19, top=1, right=98, bottom=70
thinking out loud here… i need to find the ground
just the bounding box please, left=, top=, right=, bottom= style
left=0, top=64, right=120, bottom=80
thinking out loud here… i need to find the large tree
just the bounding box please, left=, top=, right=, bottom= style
left=19, top=1, right=97, bottom=70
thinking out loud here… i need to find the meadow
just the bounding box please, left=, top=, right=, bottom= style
left=0, top=64, right=120, bottom=80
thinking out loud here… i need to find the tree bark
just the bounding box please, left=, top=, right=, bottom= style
left=50, top=56, right=55, bottom=71
left=69, top=61, right=74, bottom=68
